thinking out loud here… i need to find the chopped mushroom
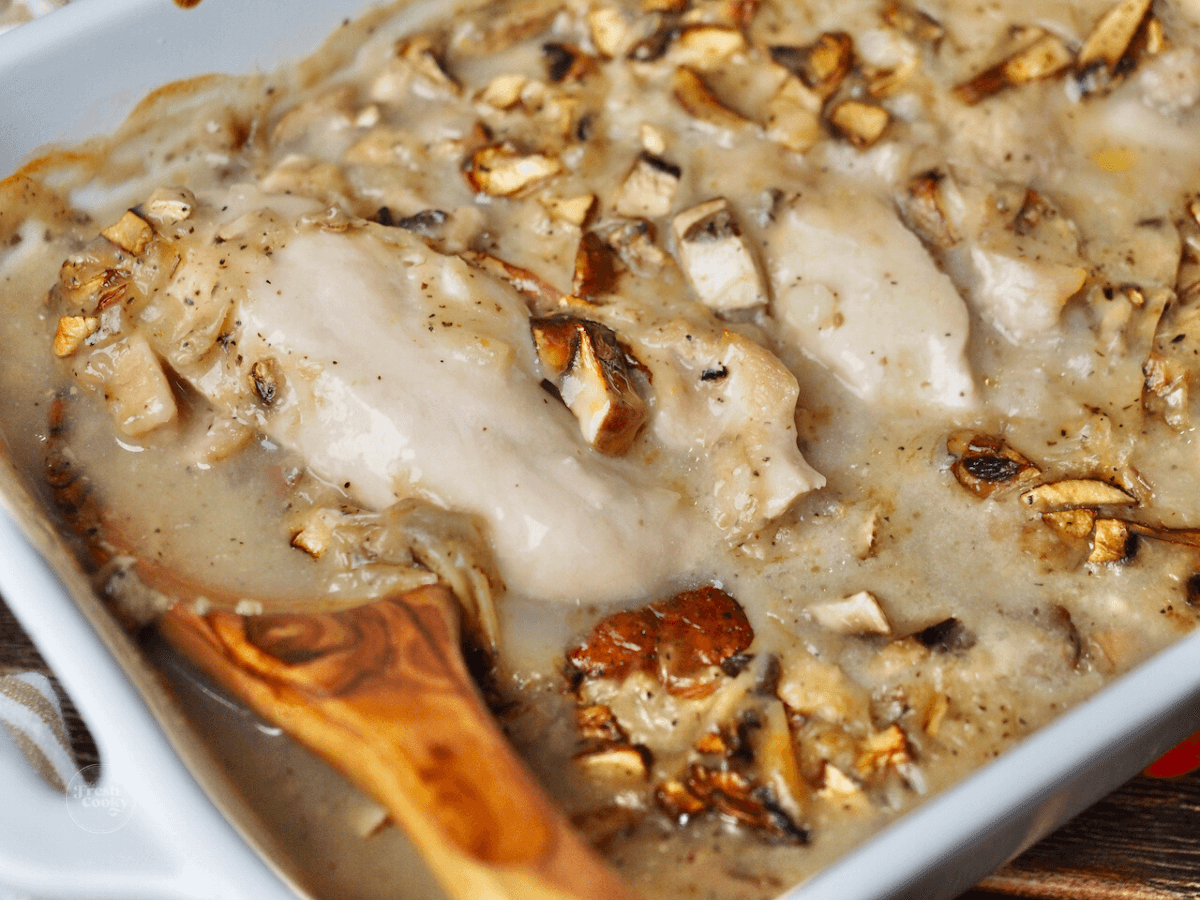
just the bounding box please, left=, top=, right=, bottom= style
left=770, top=33, right=854, bottom=98
left=479, top=73, right=528, bottom=109
left=290, top=507, right=344, bottom=558
left=808, top=591, right=891, bottom=636
left=587, top=6, right=632, bottom=58
left=53, top=315, right=99, bottom=358
left=100, top=210, right=155, bottom=255
left=465, top=143, right=564, bottom=196
left=667, top=25, right=747, bottom=71
left=572, top=232, right=619, bottom=300
left=394, top=34, right=460, bottom=97
left=1042, top=508, right=1099, bottom=539
left=1076, top=0, right=1153, bottom=95
left=566, top=585, right=755, bottom=697
left=854, top=725, right=910, bottom=777
left=541, top=193, right=596, bottom=227
left=764, top=76, right=824, bottom=153
left=1021, top=479, right=1137, bottom=510
left=574, top=746, right=651, bottom=783
left=818, top=763, right=871, bottom=812
left=613, top=152, right=681, bottom=218
left=530, top=314, right=647, bottom=454
left=827, top=100, right=890, bottom=149
left=953, top=32, right=1074, bottom=105
left=671, top=198, right=767, bottom=311
left=901, top=170, right=958, bottom=249
left=143, top=187, right=196, bottom=226
left=659, top=763, right=809, bottom=843
left=948, top=433, right=1040, bottom=498
left=575, top=703, right=629, bottom=745
left=672, top=67, right=752, bottom=130
left=543, top=42, right=598, bottom=83
left=882, top=0, right=944, bottom=47
left=1089, top=517, right=1136, bottom=563
left=72, top=334, right=178, bottom=437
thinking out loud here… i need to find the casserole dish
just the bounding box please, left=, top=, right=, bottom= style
left=2, top=1, right=1200, bottom=899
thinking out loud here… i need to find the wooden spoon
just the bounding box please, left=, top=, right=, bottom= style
left=157, top=585, right=635, bottom=900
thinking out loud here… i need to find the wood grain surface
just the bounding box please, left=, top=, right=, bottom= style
left=3, top=595, right=1199, bottom=900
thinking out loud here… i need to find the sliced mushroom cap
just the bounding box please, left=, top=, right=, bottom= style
left=530, top=314, right=647, bottom=454
left=671, top=198, right=767, bottom=311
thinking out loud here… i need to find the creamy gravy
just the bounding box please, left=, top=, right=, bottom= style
left=4, top=0, right=1200, bottom=897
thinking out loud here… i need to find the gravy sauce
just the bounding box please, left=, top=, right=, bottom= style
left=5, top=0, right=1200, bottom=896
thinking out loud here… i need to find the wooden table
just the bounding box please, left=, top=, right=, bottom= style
left=4, top=596, right=1199, bottom=900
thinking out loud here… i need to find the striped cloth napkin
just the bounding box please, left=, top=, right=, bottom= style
left=0, top=670, right=79, bottom=792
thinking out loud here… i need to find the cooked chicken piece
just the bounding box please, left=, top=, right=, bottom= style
left=64, top=187, right=724, bottom=605
left=766, top=185, right=976, bottom=410
left=635, top=322, right=825, bottom=534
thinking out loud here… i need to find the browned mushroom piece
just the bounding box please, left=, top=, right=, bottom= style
left=572, top=232, right=619, bottom=300
left=770, top=32, right=855, bottom=98
left=826, top=100, right=890, bottom=149
left=1075, top=0, right=1153, bottom=96
left=952, top=31, right=1074, bottom=105
left=566, top=585, right=755, bottom=697
left=882, top=0, right=945, bottom=47
left=656, top=763, right=809, bottom=843
left=543, top=42, right=599, bottom=83
left=672, top=67, right=752, bottom=129
left=947, top=432, right=1040, bottom=498
left=530, top=314, right=647, bottom=455
left=465, top=143, right=564, bottom=196
left=902, top=170, right=958, bottom=249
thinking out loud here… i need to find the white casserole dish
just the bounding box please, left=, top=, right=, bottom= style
left=2, top=1, right=1200, bottom=898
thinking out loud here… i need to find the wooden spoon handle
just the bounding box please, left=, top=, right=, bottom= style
left=157, top=586, right=634, bottom=900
